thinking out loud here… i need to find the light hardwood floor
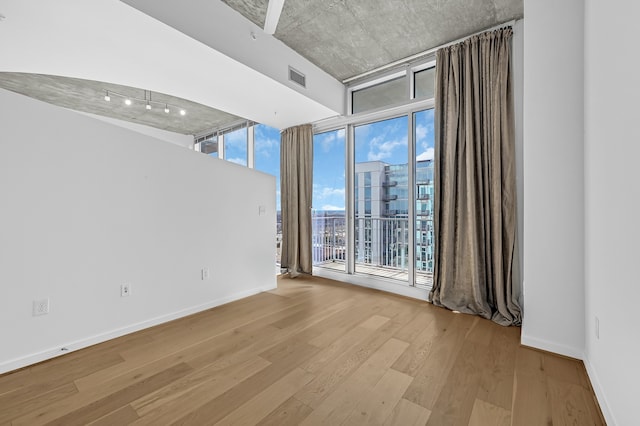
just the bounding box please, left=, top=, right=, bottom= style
left=0, top=275, right=605, bottom=425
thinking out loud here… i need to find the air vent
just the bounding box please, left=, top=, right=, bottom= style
left=288, top=66, right=306, bottom=88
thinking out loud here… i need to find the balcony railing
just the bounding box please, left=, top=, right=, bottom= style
left=312, top=216, right=347, bottom=264
left=311, top=215, right=434, bottom=287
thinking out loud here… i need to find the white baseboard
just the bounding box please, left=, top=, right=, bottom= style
left=520, top=334, right=584, bottom=360
left=583, top=356, right=617, bottom=426
left=0, top=284, right=276, bottom=375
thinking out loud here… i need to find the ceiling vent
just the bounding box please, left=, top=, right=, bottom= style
left=288, top=66, right=306, bottom=88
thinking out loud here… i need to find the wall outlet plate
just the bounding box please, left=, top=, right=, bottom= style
left=33, top=298, right=50, bottom=316
left=201, top=267, right=210, bottom=280
left=121, top=283, right=131, bottom=297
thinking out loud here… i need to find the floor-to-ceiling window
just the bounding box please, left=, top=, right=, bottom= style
left=312, top=129, right=346, bottom=271
left=414, top=109, right=435, bottom=287
left=312, top=61, right=435, bottom=295
left=354, top=116, right=409, bottom=282
left=253, top=124, right=281, bottom=265
left=222, top=127, right=248, bottom=166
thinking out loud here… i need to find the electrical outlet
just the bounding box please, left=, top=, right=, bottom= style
left=201, top=267, right=210, bottom=280
left=595, top=316, right=600, bottom=339
left=33, top=298, right=50, bottom=316
left=121, top=283, right=131, bottom=297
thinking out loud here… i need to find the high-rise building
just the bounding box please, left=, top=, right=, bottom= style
left=354, top=159, right=434, bottom=274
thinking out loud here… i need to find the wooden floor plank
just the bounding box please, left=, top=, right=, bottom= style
left=425, top=339, right=490, bottom=425
left=299, top=338, right=409, bottom=425
left=467, top=398, right=510, bottom=426
left=87, top=405, right=140, bottom=426
left=13, top=363, right=193, bottom=426
left=0, top=275, right=605, bottom=426
left=511, top=346, right=553, bottom=426
left=547, top=377, right=605, bottom=426
left=342, top=368, right=414, bottom=425
left=402, top=313, right=477, bottom=410
left=383, top=398, right=432, bottom=426
left=300, top=314, right=390, bottom=373
left=214, top=368, right=314, bottom=425
left=131, top=356, right=271, bottom=417
left=171, top=342, right=320, bottom=425
left=294, top=319, right=405, bottom=409
left=0, top=382, right=78, bottom=424
left=255, top=397, right=313, bottom=426
left=476, top=324, right=519, bottom=410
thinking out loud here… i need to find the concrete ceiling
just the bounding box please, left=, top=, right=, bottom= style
left=0, top=73, right=244, bottom=135
left=0, top=0, right=523, bottom=138
left=223, top=0, right=524, bottom=81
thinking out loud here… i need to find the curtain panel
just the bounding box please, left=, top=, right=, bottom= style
left=280, top=124, right=313, bottom=277
left=430, top=28, right=522, bottom=326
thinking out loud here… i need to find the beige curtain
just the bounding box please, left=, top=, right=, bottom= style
left=280, top=124, right=313, bottom=277
left=429, top=28, right=522, bottom=326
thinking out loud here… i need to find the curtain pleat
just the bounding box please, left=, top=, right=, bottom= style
left=430, top=28, right=521, bottom=326
left=280, top=124, right=313, bottom=277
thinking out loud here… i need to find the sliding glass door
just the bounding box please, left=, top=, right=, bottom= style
left=354, top=116, right=409, bottom=282
left=312, top=129, right=346, bottom=272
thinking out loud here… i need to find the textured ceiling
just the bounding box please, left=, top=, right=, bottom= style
left=0, top=73, right=243, bottom=135
left=223, top=0, right=524, bottom=81
left=2, top=0, right=523, bottom=137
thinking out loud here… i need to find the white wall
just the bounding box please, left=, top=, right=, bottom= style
left=522, top=0, right=585, bottom=358
left=0, top=89, right=277, bottom=373
left=0, top=0, right=341, bottom=130
left=584, top=1, right=640, bottom=425
left=121, top=0, right=345, bottom=116
left=77, top=112, right=194, bottom=148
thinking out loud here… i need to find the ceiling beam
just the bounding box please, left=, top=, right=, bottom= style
left=264, top=0, right=285, bottom=35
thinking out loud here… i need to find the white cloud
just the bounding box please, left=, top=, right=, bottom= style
left=321, top=204, right=344, bottom=211
left=224, top=130, right=247, bottom=147
left=415, top=124, right=428, bottom=142
left=255, top=137, right=279, bottom=158
left=319, top=132, right=337, bottom=153
left=226, top=157, right=247, bottom=166
left=317, top=186, right=345, bottom=199
left=368, top=139, right=406, bottom=161
left=416, top=148, right=434, bottom=162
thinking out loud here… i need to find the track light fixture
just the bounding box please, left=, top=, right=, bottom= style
left=102, top=89, right=186, bottom=116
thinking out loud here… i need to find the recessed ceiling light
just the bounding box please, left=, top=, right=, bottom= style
left=124, top=99, right=132, bottom=106
left=180, top=109, right=186, bottom=116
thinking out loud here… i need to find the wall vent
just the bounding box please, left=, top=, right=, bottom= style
left=288, top=66, right=306, bottom=88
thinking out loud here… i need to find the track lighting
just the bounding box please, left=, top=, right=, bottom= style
left=102, top=89, right=186, bottom=116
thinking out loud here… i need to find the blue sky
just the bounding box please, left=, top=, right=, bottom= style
left=313, top=109, right=434, bottom=211
left=253, top=124, right=281, bottom=209
left=217, top=109, right=434, bottom=212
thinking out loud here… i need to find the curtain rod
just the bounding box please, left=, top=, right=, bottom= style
left=342, top=18, right=518, bottom=84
